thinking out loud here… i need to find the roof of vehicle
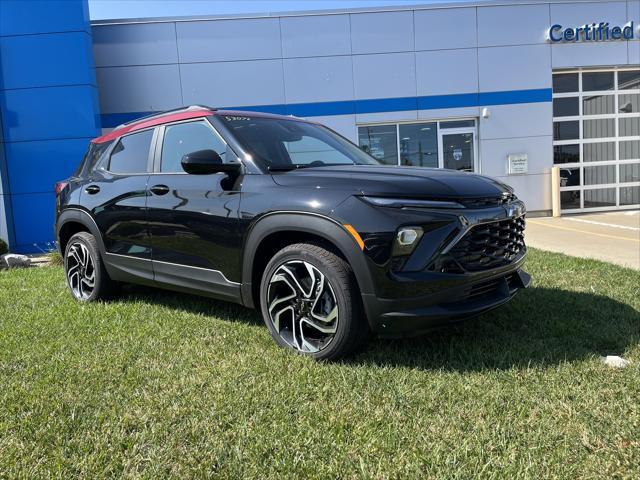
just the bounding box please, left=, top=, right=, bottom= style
left=91, top=106, right=311, bottom=144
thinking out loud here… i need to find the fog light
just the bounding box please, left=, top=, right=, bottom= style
left=397, top=228, right=419, bottom=246
left=393, top=227, right=423, bottom=256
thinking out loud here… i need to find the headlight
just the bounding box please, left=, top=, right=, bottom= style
left=361, top=196, right=464, bottom=209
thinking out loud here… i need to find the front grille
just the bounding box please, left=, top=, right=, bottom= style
left=447, top=215, right=525, bottom=271
left=458, top=194, right=516, bottom=209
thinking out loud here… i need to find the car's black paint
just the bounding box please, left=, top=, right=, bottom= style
left=270, top=164, right=513, bottom=199
left=55, top=110, right=529, bottom=336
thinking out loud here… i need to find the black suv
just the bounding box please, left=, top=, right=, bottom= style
left=55, top=106, right=530, bottom=360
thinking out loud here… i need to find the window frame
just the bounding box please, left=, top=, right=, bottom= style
left=151, top=118, right=235, bottom=175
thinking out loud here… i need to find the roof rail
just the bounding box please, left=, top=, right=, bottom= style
left=115, top=105, right=217, bottom=130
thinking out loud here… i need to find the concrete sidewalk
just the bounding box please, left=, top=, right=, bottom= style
left=525, top=210, right=640, bottom=270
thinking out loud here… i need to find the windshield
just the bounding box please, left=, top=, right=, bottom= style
left=220, top=115, right=380, bottom=171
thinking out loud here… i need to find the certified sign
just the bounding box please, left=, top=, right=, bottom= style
left=548, top=21, right=636, bottom=42
left=508, top=153, right=528, bottom=175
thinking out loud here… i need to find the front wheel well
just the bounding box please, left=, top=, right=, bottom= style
left=250, top=231, right=347, bottom=310
left=58, top=221, right=91, bottom=254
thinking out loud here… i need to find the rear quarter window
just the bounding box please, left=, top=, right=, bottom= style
left=108, top=129, right=153, bottom=174
left=74, top=141, right=112, bottom=176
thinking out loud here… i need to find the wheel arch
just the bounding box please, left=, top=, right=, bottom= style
left=56, top=208, right=106, bottom=255
left=241, top=212, right=374, bottom=309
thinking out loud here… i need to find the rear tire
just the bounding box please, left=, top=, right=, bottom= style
left=260, top=242, right=369, bottom=361
left=64, top=232, right=118, bottom=302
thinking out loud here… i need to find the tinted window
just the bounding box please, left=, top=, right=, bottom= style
left=108, top=130, right=153, bottom=174
left=559, top=167, right=580, bottom=187
left=358, top=125, right=398, bottom=165
left=553, top=121, right=579, bottom=141
left=553, top=97, right=579, bottom=117
left=560, top=190, right=580, bottom=210
left=399, top=123, right=438, bottom=167
left=618, top=70, right=640, bottom=90
left=582, top=72, right=614, bottom=91
left=553, top=73, right=578, bottom=93
left=440, top=120, right=475, bottom=129
left=161, top=121, right=227, bottom=172
left=553, top=144, right=579, bottom=164
left=75, top=141, right=112, bottom=176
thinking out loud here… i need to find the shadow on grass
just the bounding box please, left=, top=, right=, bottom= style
left=119, top=284, right=639, bottom=371
left=119, top=284, right=262, bottom=327
left=351, top=287, right=640, bottom=371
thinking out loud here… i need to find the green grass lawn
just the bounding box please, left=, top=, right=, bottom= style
left=1, top=248, right=638, bottom=479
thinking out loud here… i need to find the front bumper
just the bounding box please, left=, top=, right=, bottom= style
left=362, top=262, right=531, bottom=337
left=333, top=194, right=531, bottom=336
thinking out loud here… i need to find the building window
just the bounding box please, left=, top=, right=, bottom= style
left=357, top=119, right=477, bottom=172
left=399, top=123, right=437, bottom=167
left=358, top=125, right=398, bottom=165
left=552, top=67, right=640, bottom=212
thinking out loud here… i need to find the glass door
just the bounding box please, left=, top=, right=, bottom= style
left=439, top=128, right=477, bottom=172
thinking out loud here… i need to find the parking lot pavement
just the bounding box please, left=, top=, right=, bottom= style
left=525, top=210, right=640, bottom=270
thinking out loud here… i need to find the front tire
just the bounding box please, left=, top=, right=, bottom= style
left=64, top=232, right=117, bottom=302
left=260, top=242, right=368, bottom=361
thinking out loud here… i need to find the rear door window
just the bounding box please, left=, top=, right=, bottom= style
left=108, top=129, right=153, bottom=174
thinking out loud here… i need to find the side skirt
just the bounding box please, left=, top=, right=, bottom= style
left=103, top=253, right=243, bottom=304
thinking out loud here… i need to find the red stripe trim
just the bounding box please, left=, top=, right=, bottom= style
left=92, top=110, right=213, bottom=144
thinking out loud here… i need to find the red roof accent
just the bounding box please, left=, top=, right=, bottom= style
left=91, top=109, right=214, bottom=144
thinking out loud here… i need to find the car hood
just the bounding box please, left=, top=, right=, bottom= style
left=270, top=165, right=512, bottom=199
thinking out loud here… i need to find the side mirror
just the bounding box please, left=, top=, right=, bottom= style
left=181, top=150, right=241, bottom=175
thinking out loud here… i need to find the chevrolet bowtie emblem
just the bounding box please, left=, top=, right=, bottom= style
left=505, top=204, right=519, bottom=218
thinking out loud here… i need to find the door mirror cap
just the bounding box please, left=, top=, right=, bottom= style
left=181, top=149, right=241, bottom=175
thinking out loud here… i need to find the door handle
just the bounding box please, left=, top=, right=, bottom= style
left=150, top=184, right=170, bottom=196
left=85, top=185, right=100, bottom=195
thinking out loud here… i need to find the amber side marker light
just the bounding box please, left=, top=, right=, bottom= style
left=343, top=224, right=365, bottom=250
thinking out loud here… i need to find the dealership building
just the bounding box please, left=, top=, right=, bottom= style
left=0, top=0, right=638, bottom=252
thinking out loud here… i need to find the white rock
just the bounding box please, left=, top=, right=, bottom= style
left=1, top=254, right=31, bottom=269
left=602, top=356, right=631, bottom=369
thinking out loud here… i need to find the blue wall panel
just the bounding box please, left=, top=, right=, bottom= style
left=6, top=138, right=92, bottom=194
left=0, top=0, right=90, bottom=36
left=1, top=85, right=100, bottom=142
left=0, top=0, right=99, bottom=253
left=10, top=192, right=56, bottom=252
left=0, top=32, right=95, bottom=90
